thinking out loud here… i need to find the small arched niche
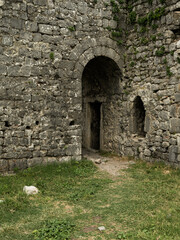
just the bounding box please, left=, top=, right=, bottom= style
left=132, top=96, right=146, bottom=137
left=82, top=56, right=122, bottom=151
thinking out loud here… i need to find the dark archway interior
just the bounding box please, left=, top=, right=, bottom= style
left=133, top=96, right=146, bottom=137
left=82, top=56, right=121, bottom=98
left=90, top=101, right=101, bottom=150
left=82, top=56, right=121, bottom=151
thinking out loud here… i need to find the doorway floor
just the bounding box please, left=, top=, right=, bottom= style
left=82, top=148, right=135, bottom=176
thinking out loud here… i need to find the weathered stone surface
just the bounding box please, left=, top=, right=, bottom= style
left=2, top=36, right=13, bottom=46
left=170, top=118, right=180, bottom=133
left=10, top=18, right=24, bottom=29
left=0, top=0, right=4, bottom=6
left=0, top=0, right=179, bottom=171
left=33, top=0, right=47, bottom=6
left=0, top=65, right=7, bottom=75
left=39, top=24, right=53, bottom=35
left=0, top=160, right=8, bottom=172
left=169, top=146, right=177, bottom=162
left=175, top=93, right=180, bottom=102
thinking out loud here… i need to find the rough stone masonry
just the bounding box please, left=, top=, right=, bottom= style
left=0, top=0, right=180, bottom=172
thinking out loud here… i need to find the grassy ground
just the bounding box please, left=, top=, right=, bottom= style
left=0, top=159, right=180, bottom=240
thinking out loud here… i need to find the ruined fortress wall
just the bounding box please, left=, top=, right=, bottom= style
left=0, top=0, right=179, bottom=172
left=123, top=0, right=180, bottom=165
left=0, top=0, right=125, bottom=171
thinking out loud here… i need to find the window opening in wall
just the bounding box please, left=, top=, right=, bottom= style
left=172, top=9, right=180, bottom=40
left=5, top=121, right=10, bottom=127
left=90, top=101, right=101, bottom=150
left=69, top=120, right=75, bottom=126
left=133, top=96, right=146, bottom=137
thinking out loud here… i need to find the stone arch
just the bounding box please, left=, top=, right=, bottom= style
left=72, top=37, right=123, bottom=79
left=70, top=38, right=123, bottom=153
left=71, top=39, right=123, bottom=105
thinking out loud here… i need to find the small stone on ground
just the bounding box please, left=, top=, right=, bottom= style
left=98, top=226, right=106, bottom=231
left=23, top=186, right=39, bottom=195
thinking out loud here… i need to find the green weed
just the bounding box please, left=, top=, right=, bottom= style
left=155, top=46, right=165, bottom=57
left=33, top=219, right=75, bottom=240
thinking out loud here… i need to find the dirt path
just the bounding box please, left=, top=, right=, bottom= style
left=83, top=149, right=135, bottom=176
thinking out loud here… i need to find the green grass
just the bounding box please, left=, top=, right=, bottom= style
left=0, top=159, right=180, bottom=239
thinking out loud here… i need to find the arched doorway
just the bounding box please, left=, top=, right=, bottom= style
left=82, top=56, right=122, bottom=151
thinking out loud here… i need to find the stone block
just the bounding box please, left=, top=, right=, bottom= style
left=8, top=159, right=27, bottom=171
left=173, top=11, right=180, bottom=25
left=170, top=118, right=180, bottom=133
left=39, top=24, right=53, bottom=35
left=20, top=66, right=31, bottom=77
left=2, top=36, right=13, bottom=46
left=177, top=40, right=180, bottom=49
left=169, top=146, right=176, bottom=162
left=33, top=0, right=47, bottom=6
left=27, top=158, right=43, bottom=167
left=144, top=115, right=151, bottom=133
left=159, top=111, right=169, bottom=121
left=162, top=142, right=169, bottom=148
left=0, top=65, right=7, bottom=75
left=10, top=18, right=24, bottom=29
left=8, top=66, right=21, bottom=77
left=176, top=84, right=180, bottom=92
left=0, top=0, right=5, bottom=6
left=175, top=93, right=180, bottom=103
left=0, top=160, right=8, bottom=172
left=177, top=136, right=180, bottom=146
left=144, top=149, right=151, bottom=156
left=33, top=33, right=42, bottom=42
left=26, top=21, right=38, bottom=32
left=0, top=46, right=3, bottom=54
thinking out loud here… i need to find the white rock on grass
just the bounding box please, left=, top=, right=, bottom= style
left=98, top=226, right=106, bottom=231
left=23, top=186, right=39, bottom=195
left=0, top=200, right=4, bottom=203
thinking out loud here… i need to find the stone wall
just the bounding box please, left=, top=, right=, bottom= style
left=0, top=0, right=179, bottom=171
left=123, top=0, right=180, bottom=165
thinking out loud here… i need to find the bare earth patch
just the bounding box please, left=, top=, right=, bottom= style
left=83, top=149, right=135, bottom=176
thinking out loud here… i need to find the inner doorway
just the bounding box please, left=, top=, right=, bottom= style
left=90, top=101, right=101, bottom=150
left=82, top=56, right=122, bottom=152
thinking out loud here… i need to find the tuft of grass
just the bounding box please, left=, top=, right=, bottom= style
left=99, top=150, right=119, bottom=157
left=68, top=26, right=75, bottom=32
left=49, top=52, right=54, bottom=61
left=166, top=66, right=173, bottom=77
left=129, top=11, right=137, bottom=24
left=129, top=61, right=135, bottom=67
left=155, top=46, right=165, bottom=57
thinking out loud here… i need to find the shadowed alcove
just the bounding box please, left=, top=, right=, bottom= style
left=82, top=56, right=122, bottom=151
left=132, top=96, right=146, bottom=137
